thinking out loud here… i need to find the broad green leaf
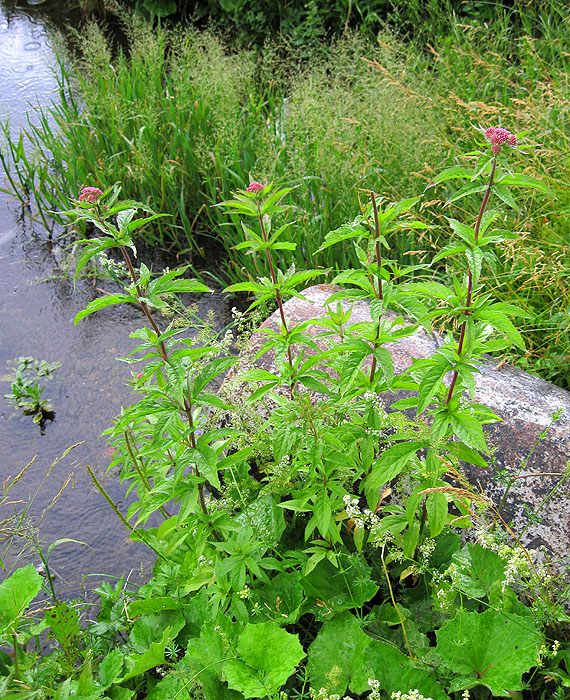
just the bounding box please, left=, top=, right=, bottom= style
left=0, top=565, right=43, bottom=634
left=426, top=491, right=448, bottom=538
left=119, top=626, right=171, bottom=682
left=432, top=166, right=473, bottom=184
left=436, top=608, right=542, bottom=696
left=476, top=310, right=526, bottom=349
left=365, top=441, right=425, bottom=496
left=417, top=361, right=451, bottom=415
left=349, top=637, right=447, bottom=699
left=451, top=544, right=506, bottom=599
left=128, top=597, right=182, bottom=617
left=307, top=612, right=370, bottom=696
left=497, top=174, right=551, bottom=195
left=453, top=442, right=489, bottom=469
left=302, top=555, right=378, bottom=618
left=224, top=622, right=305, bottom=698
left=313, top=489, right=332, bottom=538
left=99, top=649, right=124, bottom=689
left=465, top=246, right=483, bottom=285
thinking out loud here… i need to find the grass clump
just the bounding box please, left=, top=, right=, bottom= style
left=1, top=4, right=570, bottom=385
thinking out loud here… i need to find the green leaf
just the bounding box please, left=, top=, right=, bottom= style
left=224, top=622, right=305, bottom=698
left=349, top=637, right=447, bottom=699
left=426, top=491, right=448, bottom=538
left=417, top=361, right=451, bottom=415
left=497, top=173, right=552, bottom=195
left=128, top=597, right=182, bottom=617
left=453, top=442, right=489, bottom=469
left=465, top=246, right=483, bottom=285
left=75, top=293, right=133, bottom=324
left=450, top=412, right=488, bottom=453
left=475, top=310, right=526, bottom=349
left=308, top=612, right=370, bottom=696
left=432, top=166, right=473, bottom=184
left=0, top=565, right=43, bottom=634
left=450, top=544, right=506, bottom=599
left=99, top=649, right=124, bottom=689
left=302, top=555, right=378, bottom=618
left=365, top=442, right=425, bottom=495
left=446, top=183, right=488, bottom=205
left=436, top=608, right=542, bottom=696
left=313, top=489, right=332, bottom=538
left=119, top=626, right=172, bottom=682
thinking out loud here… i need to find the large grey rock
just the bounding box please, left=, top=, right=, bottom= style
left=244, top=284, right=570, bottom=567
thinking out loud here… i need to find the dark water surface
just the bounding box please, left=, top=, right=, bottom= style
left=0, top=0, right=229, bottom=597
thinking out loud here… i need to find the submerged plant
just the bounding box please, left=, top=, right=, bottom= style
left=4, top=356, right=61, bottom=429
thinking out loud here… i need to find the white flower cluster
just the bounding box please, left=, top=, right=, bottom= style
left=368, top=678, right=381, bottom=700
left=309, top=688, right=353, bottom=700
left=474, top=526, right=553, bottom=592
left=391, top=690, right=434, bottom=700
left=97, top=250, right=127, bottom=277
left=536, top=640, right=561, bottom=666
left=342, top=494, right=379, bottom=532
left=238, top=585, right=251, bottom=600
left=431, top=569, right=457, bottom=613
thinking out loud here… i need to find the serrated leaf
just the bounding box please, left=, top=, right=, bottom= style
left=432, top=166, right=473, bottom=184
left=0, top=565, right=43, bottom=634
left=365, top=441, right=425, bottom=493
left=75, top=293, right=133, bottom=324
left=224, top=622, right=305, bottom=698
left=417, top=361, right=451, bottom=415
left=436, top=608, right=542, bottom=696
left=426, top=491, right=448, bottom=538
left=349, top=637, right=447, bottom=699
left=451, top=544, right=506, bottom=599
left=450, top=412, right=488, bottom=453
left=99, top=649, right=124, bottom=689
left=497, top=173, right=551, bottom=195
left=307, top=612, right=370, bottom=696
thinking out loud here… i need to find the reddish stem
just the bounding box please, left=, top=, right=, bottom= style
left=119, top=244, right=209, bottom=516
left=369, top=192, right=383, bottom=383
left=257, top=202, right=294, bottom=397
left=446, top=158, right=497, bottom=405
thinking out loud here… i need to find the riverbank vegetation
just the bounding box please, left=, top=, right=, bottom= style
left=1, top=3, right=570, bottom=697
left=1, top=0, right=569, bottom=386
left=2, top=134, right=570, bottom=698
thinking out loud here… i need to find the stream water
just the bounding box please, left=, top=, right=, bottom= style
left=0, top=0, right=229, bottom=598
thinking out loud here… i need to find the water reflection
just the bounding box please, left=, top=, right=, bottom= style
left=0, top=0, right=230, bottom=597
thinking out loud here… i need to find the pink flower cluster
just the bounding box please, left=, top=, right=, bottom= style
left=78, top=186, right=103, bottom=204
left=246, top=181, right=264, bottom=193
left=485, top=127, right=517, bottom=155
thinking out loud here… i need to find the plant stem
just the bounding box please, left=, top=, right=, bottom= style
left=257, top=201, right=294, bottom=398
left=369, top=192, right=383, bottom=383
left=446, top=158, right=497, bottom=404
left=119, top=243, right=210, bottom=517
left=119, top=245, right=168, bottom=362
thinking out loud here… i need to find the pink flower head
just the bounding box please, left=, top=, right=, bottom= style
left=485, top=127, right=517, bottom=155
left=136, top=372, right=143, bottom=379
left=78, top=186, right=103, bottom=204
left=246, top=181, right=264, bottom=193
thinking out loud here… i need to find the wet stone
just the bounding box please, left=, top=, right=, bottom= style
left=241, top=284, right=570, bottom=569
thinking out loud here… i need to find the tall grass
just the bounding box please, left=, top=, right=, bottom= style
left=1, top=3, right=569, bottom=384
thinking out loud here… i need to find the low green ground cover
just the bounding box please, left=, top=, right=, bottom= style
left=1, top=130, right=570, bottom=698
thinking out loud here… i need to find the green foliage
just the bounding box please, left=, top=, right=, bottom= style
left=4, top=356, right=61, bottom=426
left=3, top=81, right=570, bottom=700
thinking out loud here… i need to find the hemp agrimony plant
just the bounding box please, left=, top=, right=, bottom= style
left=43, top=127, right=565, bottom=700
